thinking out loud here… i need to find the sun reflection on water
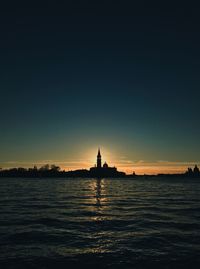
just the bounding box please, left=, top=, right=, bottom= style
left=87, top=179, right=110, bottom=222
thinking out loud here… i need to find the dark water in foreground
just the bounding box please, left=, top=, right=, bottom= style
left=0, top=178, right=200, bottom=269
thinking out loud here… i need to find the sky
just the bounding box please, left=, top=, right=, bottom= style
left=0, top=1, right=200, bottom=174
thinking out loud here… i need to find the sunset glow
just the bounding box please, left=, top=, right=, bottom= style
left=1, top=157, right=198, bottom=175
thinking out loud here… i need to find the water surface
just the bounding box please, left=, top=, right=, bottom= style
left=0, top=177, right=200, bottom=268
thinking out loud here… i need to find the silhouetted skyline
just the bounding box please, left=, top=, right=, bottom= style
left=1, top=1, right=200, bottom=174
left=89, top=148, right=125, bottom=177
left=0, top=148, right=200, bottom=178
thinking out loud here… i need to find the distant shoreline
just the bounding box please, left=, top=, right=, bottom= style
left=0, top=174, right=200, bottom=179
left=1, top=164, right=200, bottom=179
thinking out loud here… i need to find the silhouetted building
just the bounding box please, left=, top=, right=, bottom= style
left=90, top=148, right=125, bottom=177
left=103, top=162, right=108, bottom=168
left=97, top=148, right=102, bottom=168
left=187, top=167, right=193, bottom=176
left=194, top=165, right=200, bottom=175
left=185, top=165, right=200, bottom=177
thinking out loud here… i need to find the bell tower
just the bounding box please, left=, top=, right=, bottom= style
left=97, top=148, right=102, bottom=168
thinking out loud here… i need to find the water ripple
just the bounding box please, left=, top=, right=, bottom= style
left=0, top=178, right=200, bottom=268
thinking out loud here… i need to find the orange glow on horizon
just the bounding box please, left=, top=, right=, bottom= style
left=60, top=162, right=196, bottom=175
left=1, top=148, right=199, bottom=175
left=1, top=161, right=197, bottom=175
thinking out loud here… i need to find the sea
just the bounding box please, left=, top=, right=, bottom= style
left=0, top=177, right=200, bottom=269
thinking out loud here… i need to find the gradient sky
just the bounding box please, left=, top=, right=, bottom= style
left=0, top=1, right=200, bottom=174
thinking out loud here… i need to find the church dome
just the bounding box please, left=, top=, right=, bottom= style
left=103, top=162, right=108, bottom=168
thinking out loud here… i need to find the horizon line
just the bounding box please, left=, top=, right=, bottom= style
left=1, top=161, right=200, bottom=175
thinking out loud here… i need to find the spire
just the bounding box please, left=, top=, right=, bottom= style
left=97, top=148, right=101, bottom=157
left=97, top=148, right=102, bottom=168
